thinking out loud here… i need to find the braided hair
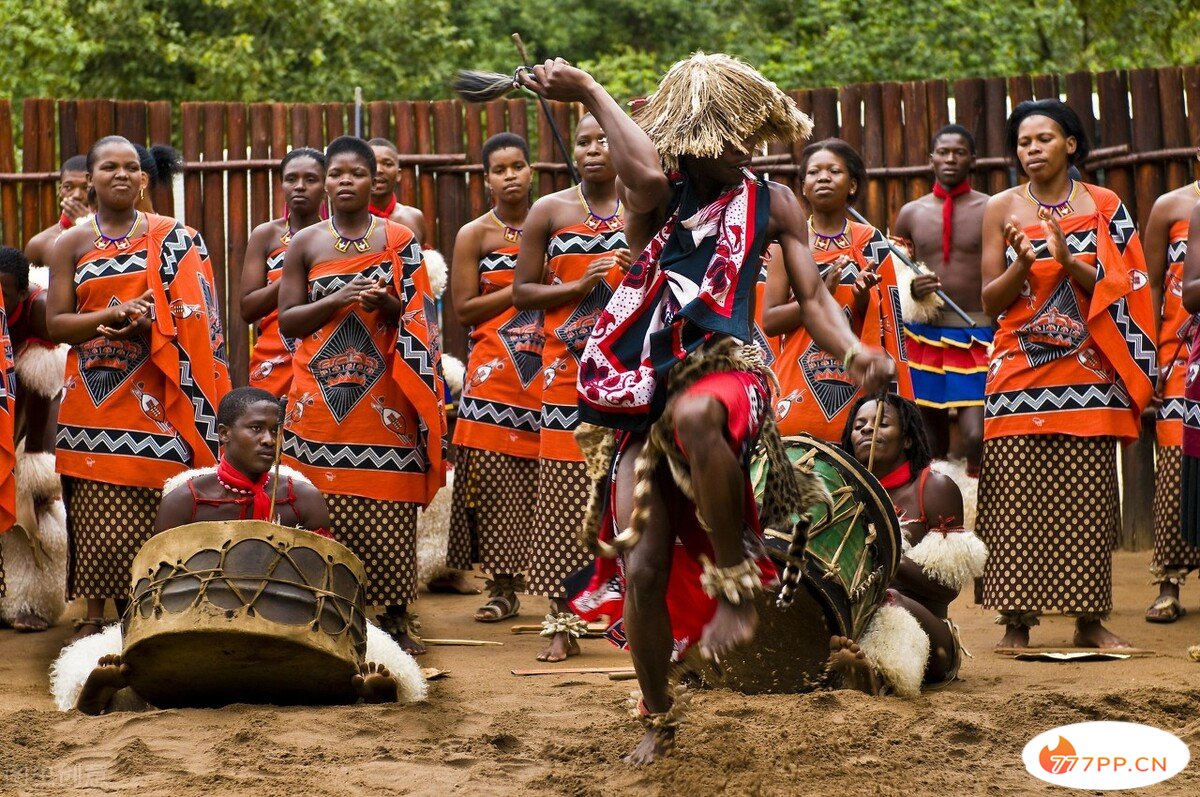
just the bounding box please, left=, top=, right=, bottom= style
left=840, top=393, right=932, bottom=473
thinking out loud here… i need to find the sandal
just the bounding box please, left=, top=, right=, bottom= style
left=474, top=576, right=523, bottom=623
left=64, top=618, right=106, bottom=646
left=1145, top=596, right=1186, bottom=623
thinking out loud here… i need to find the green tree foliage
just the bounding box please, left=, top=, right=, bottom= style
left=1, top=0, right=1197, bottom=104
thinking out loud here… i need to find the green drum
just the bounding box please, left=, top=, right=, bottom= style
left=718, top=434, right=902, bottom=694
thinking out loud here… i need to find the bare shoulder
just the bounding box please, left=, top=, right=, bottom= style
left=289, top=476, right=323, bottom=501
left=985, top=186, right=1021, bottom=215
left=249, top=217, right=286, bottom=241
left=51, top=223, right=93, bottom=261
left=766, top=180, right=802, bottom=215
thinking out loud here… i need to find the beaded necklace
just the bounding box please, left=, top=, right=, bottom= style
left=1024, top=178, right=1077, bottom=220
left=328, top=215, right=377, bottom=253
left=576, top=185, right=623, bottom=232
left=91, top=211, right=142, bottom=251
left=489, top=208, right=523, bottom=243
left=807, top=216, right=851, bottom=251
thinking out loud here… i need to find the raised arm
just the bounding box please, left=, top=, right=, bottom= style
left=762, top=244, right=804, bottom=337
left=772, top=185, right=892, bottom=391
left=981, top=195, right=1033, bottom=318
left=450, top=223, right=512, bottom=327
left=519, top=59, right=669, bottom=214
left=1184, top=202, right=1200, bottom=314
left=240, top=223, right=280, bottom=324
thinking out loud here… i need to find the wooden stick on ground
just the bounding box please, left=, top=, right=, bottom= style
left=511, top=666, right=635, bottom=676
left=421, top=639, right=504, bottom=646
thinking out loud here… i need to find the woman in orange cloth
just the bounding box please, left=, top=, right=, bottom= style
left=1140, top=169, right=1200, bottom=622
left=446, top=133, right=541, bottom=622
left=763, top=138, right=912, bottom=442
left=242, top=148, right=327, bottom=396
left=513, top=114, right=630, bottom=662
left=279, top=136, right=446, bottom=656
left=47, top=135, right=231, bottom=642
left=979, top=99, right=1156, bottom=649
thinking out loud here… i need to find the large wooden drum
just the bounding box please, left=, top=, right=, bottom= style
left=718, top=435, right=902, bottom=694
left=122, top=520, right=368, bottom=708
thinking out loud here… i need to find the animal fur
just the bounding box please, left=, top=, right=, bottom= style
left=13, top=344, right=66, bottom=400
left=894, top=261, right=944, bottom=324
left=423, top=249, right=448, bottom=297
left=416, top=469, right=455, bottom=584
left=857, top=603, right=930, bottom=699
left=574, top=423, right=618, bottom=552
left=161, top=463, right=312, bottom=496
left=907, top=528, right=987, bottom=593
left=931, top=458, right=978, bottom=531
left=441, top=354, right=465, bottom=399
left=50, top=621, right=426, bottom=712
left=0, top=451, right=68, bottom=626
left=632, top=52, right=813, bottom=171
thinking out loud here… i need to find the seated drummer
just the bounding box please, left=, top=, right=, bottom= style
left=66, top=388, right=422, bottom=714
left=828, top=394, right=987, bottom=696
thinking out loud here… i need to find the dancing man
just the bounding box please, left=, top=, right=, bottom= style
left=521, top=54, right=893, bottom=763
left=890, top=125, right=991, bottom=473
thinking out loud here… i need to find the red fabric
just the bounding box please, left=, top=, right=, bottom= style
left=932, top=180, right=970, bottom=266
left=878, top=461, right=913, bottom=489
left=369, top=194, right=397, bottom=219
left=216, top=457, right=273, bottom=520
left=1184, top=323, right=1200, bottom=459
left=59, top=213, right=73, bottom=231
left=571, top=369, right=777, bottom=657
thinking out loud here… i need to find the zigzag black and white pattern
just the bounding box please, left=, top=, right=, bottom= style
left=193, top=230, right=210, bottom=260
left=540, top=402, right=579, bottom=432
left=398, top=240, right=423, bottom=305
left=176, top=357, right=221, bottom=456
left=158, top=223, right=192, bottom=282
left=1183, top=400, right=1200, bottom=430
left=1006, top=233, right=1097, bottom=267
left=479, top=252, right=518, bottom=273
left=458, top=396, right=540, bottom=433
left=396, top=329, right=435, bottom=384
left=548, top=230, right=627, bottom=258
left=1106, top=297, right=1158, bottom=379
left=1109, top=202, right=1135, bottom=253
left=75, top=252, right=148, bottom=285
left=863, top=230, right=892, bottom=269
left=57, top=424, right=191, bottom=464
left=309, top=262, right=391, bottom=300
left=985, top=383, right=1130, bottom=417
left=284, top=432, right=427, bottom=473
left=266, top=250, right=286, bottom=274
left=1167, top=240, right=1188, bottom=265
left=1159, top=398, right=1187, bottom=423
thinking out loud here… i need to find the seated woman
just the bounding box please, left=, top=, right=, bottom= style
left=828, top=394, right=987, bottom=696
left=49, top=388, right=427, bottom=714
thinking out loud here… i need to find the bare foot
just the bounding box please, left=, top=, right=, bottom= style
left=77, top=654, right=128, bottom=715
left=398, top=632, right=426, bottom=657
left=427, top=571, right=481, bottom=595
left=64, top=619, right=105, bottom=647
left=13, top=610, right=50, bottom=633
left=996, top=623, right=1030, bottom=649
left=698, top=599, right=757, bottom=661
left=352, top=661, right=399, bottom=703
left=624, top=726, right=675, bottom=765
left=1074, top=618, right=1132, bottom=649
left=536, top=632, right=580, bottom=662
left=825, top=636, right=881, bottom=695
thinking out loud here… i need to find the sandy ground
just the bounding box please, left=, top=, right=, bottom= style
left=1, top=550, right=1198, bottom=796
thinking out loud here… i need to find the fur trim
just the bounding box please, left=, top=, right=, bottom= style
left=14, top=343, right=67, bottom=399
left=365, top=621, right=428, bottom=703
left=907, top=530, right=987, bottom=592
left=28, top=265, right=50, bottom=290
left=857, top=603, right=930, bottom=698
left=161, top=463, right=312, bottom=496
left=895, top=262, right=944, bottom=324
left=441, top=354, right=465, bottom=399
left=416, top=470, right=454, bottom=584
left=632, top=52, right=813, bottom=171
left=575, top=423, right=618, bottom=551
left=0, top=451, right=68, bottom=625
left=422, top=249, right=448, bottom=297
left=50, top=624, right=123, bottom=711
left=931, top=458, right=977, bottom=531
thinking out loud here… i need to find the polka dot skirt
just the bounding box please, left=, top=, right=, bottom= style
left=1150, top=444, right=1200, bottom=575
left=525, top=459, right=591, bottom=598
left=447, top=447, right=539, bottom=576
left=65, top=478, right=162, bottom=601
left=978, top=434, right=1119, bottom=615
left=326, top=494, right=417, bottom=607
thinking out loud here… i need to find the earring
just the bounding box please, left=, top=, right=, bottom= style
left=139, top=187, right=146, bottom=200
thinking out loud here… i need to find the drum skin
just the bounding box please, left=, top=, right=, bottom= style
left=122, top=520, right=368, bottom=708
left=720, top=435, right=902, bottom=694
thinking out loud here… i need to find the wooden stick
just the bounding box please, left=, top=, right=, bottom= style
left=866, top=393, right=886, bottom=472
left=510, top=622, right=607, bottom=634
left=421, top=639, right=504, bottom=646
left=511, top=666, right=634, bottom=676
left=266, top=397, right=286, bottom=522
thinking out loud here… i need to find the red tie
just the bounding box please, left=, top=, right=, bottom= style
left=369, top=194, right=397, bottom=219
left=932, top=181, right=970, bottom=266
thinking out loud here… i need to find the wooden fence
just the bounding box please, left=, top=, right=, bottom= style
left=1, top=66, right=1199, bottom=549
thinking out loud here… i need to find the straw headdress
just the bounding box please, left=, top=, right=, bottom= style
left=632, top=52, right=814, bottom=171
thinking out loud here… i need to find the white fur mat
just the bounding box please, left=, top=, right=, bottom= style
left=858, top=603, right=930, bottom=699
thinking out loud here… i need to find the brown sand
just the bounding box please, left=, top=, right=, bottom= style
left=2, top=550, right=1198, bottom=796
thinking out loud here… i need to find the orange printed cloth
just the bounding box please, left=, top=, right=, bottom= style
left=753, top=255, right=781, bottom=366
left=248, top=243, right=297, bottom=397
left=189, top=226, right=231, bottom=391
left=1156, top=218, right=1196, bottom=446
left=284, top=221, right=446, bottom=505
left=540, top=221, right=627, bottom=461
left=57, top=214, right=231, bottom=488
left=984, top=184, right=1156, bottom=443
left=0, top=308, right=15, bottom=532
left=453, top=244, right=544, bottom=459
left=773, top=221, right=913, bottom=441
